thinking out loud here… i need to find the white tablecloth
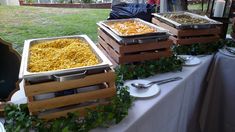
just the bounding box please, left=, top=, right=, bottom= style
left=93, top=55, right=213, bottom=132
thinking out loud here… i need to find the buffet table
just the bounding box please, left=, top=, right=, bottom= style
left=93, top=55, right=213, bottom=132
left=1, top=55, right=213, bottom=132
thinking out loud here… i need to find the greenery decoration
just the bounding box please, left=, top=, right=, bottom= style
left=174, top=39, right=235, bottom=55
left=4, top=56, right=183, bottom=132
left=115, top=55, right=184, bottom=86
left=4, top=86, right=133, bottom=132
left=81, top=0, right=93, bottom=3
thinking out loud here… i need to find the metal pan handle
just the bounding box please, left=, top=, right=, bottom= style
left=53, top=71, right=87, bottom=82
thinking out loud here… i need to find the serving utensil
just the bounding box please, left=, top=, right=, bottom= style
left=184, top=55, right=194, bottom=61
left=131, top=77, right=182, bottom=89
left=225, top=47, right=235, bottom=55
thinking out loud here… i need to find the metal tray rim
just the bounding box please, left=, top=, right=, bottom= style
left=100, top=18, right=168, bottom=37
left=152, top=11, right=222, bottom=29
left=97, top=22, right=170, bottom=45
left=20, top=35, right=112, bottom=80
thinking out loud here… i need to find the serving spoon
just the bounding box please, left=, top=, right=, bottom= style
left=225, top=47, right=235, bottom=55
left=131, top=77, right=182, bottom=89
left=178, top=55, right=194, bottom=61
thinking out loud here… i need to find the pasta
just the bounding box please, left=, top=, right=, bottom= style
left=29, top=39, right=99, bottom=72
left=107, top=21, right=156, bottom=36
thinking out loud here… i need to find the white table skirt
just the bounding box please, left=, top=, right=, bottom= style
left=200, top=52, right=235, bottom=132
left=93, top=55, right=213, bottom=132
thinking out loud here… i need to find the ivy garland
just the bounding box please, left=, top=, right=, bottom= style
left=174, top=39, right=235, bottom=55
left=4, top=56, right=184, bottom=132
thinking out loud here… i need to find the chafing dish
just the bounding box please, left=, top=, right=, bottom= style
left=100, top=18, right=168, bottom=37
left=19, top=35, right=112, bottom=83
left=97, top=21, right=170, bottom=45
left=152, top=11, right=222, bottom=29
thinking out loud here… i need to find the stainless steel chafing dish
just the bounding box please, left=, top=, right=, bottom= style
left=19, top=35, right=112, bottom=83
left=100, top=18, right=168, bottom=37
left=97, top=18, right=170, bottom=45
left=152, top=11, right=222, bottom=29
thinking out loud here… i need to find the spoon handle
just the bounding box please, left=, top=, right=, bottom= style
left=149, top=77, right=182, bottom=85
left=226, top=47, right=235, bottom=55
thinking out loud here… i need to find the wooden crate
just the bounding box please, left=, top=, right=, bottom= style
left=97, top=44, right=118, bottom=67
left=24, top=69, right=116, bottom=120
left=98, top=28, right=173, bottom=65
left=152, top=18, right=221, bottom=45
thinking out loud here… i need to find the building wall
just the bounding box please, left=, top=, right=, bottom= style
left=0, top=0, right=8, bottom=5
left=0, top=0, right=19, bottom=5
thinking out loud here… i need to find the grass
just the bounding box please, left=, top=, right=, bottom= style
left=0, top=6, right=110, bottom=53
left=188, top=3, right=210, bottom=13
left=0, top=5, right=232, bottom=53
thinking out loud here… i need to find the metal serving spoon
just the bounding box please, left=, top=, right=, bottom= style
left=225, top=47, right=235, bottom=55
left=179, top=55, right=194, bottom=61
left=131, top=77, right=182, bottom=89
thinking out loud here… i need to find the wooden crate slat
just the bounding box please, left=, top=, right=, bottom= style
left=28, top=86, right=116, bottom=113
left=99, top=37, right=172, bottom=64
left=116, top=40, right=172, bottom=53
left=98, top=32, right=172, bottom=64
left=169, top=35, right=220, bottom=45
left=119, top=50, right=172, bottom=64
left=152, top=18, right=179, bottom=36
left=25, top=71, right=115, bottom=97
left=98, top=36, right=120, bottom=63
left=39, top=102, right=109, bottom=120
left=97, top=44, right=118, bottom=67
left=99, top=28, right=173, bottom=54
left=177, top=28, right=220, bottom=37
left=98, top=25, right=173, bottom=64
left=152, top=18, right=220, bottom=37
left=98, top=28, right=123, bottom=54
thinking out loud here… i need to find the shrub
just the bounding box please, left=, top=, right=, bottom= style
left=81, top=0, right=93, bottom=3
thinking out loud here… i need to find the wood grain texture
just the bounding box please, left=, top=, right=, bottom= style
left=98, top=28, right=123, bottom=54
left=25, top=71, right=115, bottom=97
left=28, top=87, right=115, bottom=112
left=39, top=102, right=110, bottom=120
left=24, top=69, right=116, bottom=119
left=98, top=36, right=120, bottom=63
left=98, top=28, right=172, bottom=64
left=169, top=35, right=220, bottom=45
left=98, top=28, right=173, bottom=54
left=99, top=36, right=172, bottom=64
left=97, top=44, right=118, bottom=67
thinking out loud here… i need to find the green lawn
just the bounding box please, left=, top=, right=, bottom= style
left=0, top=6, right=110, bottom=53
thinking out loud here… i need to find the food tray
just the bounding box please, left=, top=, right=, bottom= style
left=152, top=11, right=222, bottom=29
left=19, top=35, right=112, bottom=83
left=100, top=18, right=168, bottom=37
left=97, top=22, right=170, bottom=45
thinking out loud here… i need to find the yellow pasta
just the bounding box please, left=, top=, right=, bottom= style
left=107, top=21, right=156, bottom=36
left=29, top=39, right=99, bottom=72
